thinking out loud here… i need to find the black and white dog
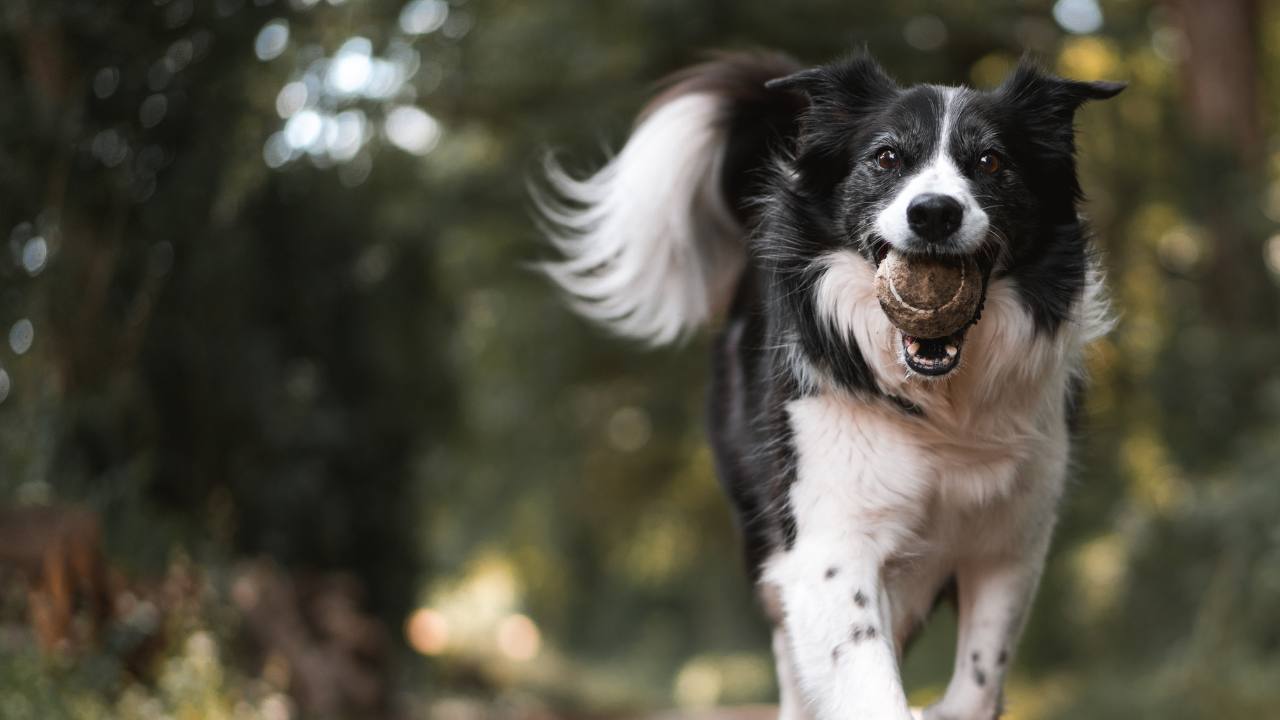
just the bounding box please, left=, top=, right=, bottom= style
left=537, top=50, right=1122, bottom=720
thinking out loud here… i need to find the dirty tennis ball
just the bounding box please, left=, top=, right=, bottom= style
left=875, top=250, right=983, bottom=339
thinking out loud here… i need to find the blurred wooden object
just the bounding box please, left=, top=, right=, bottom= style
left=1170, top=0, right=1262, bottom=161
left=0, top=505, right=112, bottom=650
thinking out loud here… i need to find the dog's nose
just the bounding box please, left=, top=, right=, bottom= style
left=906, top=193, right=964, bottom=243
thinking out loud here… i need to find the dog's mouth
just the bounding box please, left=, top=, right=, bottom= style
left=899, top=329, right=966, bottom=376
left=870, top=241, right=985, bottom=378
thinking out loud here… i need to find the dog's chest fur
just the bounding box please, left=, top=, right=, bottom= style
left=784, top=383, right=1059, bottom=571
left=772, top=266, right=1101, bottom=593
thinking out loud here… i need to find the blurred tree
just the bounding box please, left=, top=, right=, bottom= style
left=0, top=0, right=458, bottom=622
left=1170, top=0, right=1274, bottom=337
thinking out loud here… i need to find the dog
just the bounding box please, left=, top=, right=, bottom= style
left=536, top=50, right=1122, bottom=720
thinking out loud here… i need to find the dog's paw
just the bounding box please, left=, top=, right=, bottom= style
left=909, top=709, right=925, bottom=720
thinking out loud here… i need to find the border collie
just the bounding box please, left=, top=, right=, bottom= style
left=536, top=50, right=1122, bottom=720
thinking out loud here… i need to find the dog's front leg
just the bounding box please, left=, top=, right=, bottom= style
left=765, top=535, right=913, bottom=720
left=924, top=450, right=1066, bottom=720
left=923, top=552, right=1047, bottom=720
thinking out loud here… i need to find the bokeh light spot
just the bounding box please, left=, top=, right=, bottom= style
left=0, top=368, right=10, bottom=405
left=327, top=37, right=374, bottom=95
left=495, top=613, right=540, bottom=661
left=93, top=66, right=120, bottom=99
left=264, top=132, right=294, bottom=169
left=22, top=236, right=47, bottom=276
left=325, top=110, right=366, bottom=161
left=1057, top=36, right=1120, bottom=80
left=255, top=19, right=290, bottom=61
left=674, top=659, right=723, bottom=709
left=442, top=10, right=474, bottom=39
left=260, top=693, right=294, bottom=720
left=903, top=15, right=947, bottom=51
left=384, top=106, right=440, bottom=155
left=163, top=0, right=194, bottom=29
left=276, top=81, right=309, bottom=118
left=284, top=109, right=323, bottom=150
left=405, top=607, right=449, bottom=655
left=1265, top=234, right=1280, bottom=279
left=1071, top=534, right=1128, bottom=623
left=607, top=406, right=652, bottom=452
left=363, top=58, right=408, bottom=99
left=1053, top=0, right=1104, bottom=35
left=1156, top=227, right=1205, bottom=274
left=93, top=129, right=129, bottom=167
left=399, top=0, right=449, bottom=35
left=168, top=38, right=195, bottom=70
left=9, top=319, right=34, bottom=355
left=139, top=94, right=169, bottom=128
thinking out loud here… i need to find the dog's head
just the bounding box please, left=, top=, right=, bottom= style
left=765, top=53, right=1122, bottom=382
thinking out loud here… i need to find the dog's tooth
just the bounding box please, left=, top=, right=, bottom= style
left=945, top=344, right=958, bottom=358
left=907, top=342, right=921, bottom=356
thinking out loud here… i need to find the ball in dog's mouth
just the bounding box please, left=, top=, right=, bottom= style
left=874, top=249, right=984, bottom=377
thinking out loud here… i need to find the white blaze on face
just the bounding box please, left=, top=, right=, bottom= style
left=874, top=88, right=989, bottom=254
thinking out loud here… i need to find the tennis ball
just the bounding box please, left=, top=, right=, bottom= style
left=875, top=250, right=983, bottom=339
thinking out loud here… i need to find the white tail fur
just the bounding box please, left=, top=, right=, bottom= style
left=535, top=93, right=746, bottom=345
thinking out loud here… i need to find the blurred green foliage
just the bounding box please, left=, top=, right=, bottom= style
left=1, top=0, right=1278, bottom=718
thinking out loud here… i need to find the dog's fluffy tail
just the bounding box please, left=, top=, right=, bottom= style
left=535, top=52, right=804, bottom=345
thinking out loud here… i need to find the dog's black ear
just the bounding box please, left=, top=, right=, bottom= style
left=765, top=51, right=898, bottom=107
left=996, top=57, right=1123, bottom=166
left=998, top=57, right=1125, bottom=116
left=1074, top=78, right=1127, bottom=101
left=767, top=52, right=897, bottom=195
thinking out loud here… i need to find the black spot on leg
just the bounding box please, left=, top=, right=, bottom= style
left=971, top=651, right=980, bottom=664
left=997, top=650, right=1008, bottom=666
left=849, top=624, right=877, bottom=643
left=974, top=668, right=987, bottom=687
left=825, top=567, right=838, bottom=580
left=853, top=590, right=868, bottom=608
left=832, top=644, right=843, bottom=663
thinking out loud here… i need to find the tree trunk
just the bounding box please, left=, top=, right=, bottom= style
left=1168, top=0, right=1273, bottom=331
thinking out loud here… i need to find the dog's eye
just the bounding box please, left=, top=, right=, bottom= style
left=977, top=151, right=1002, bottom=175
left=876, top=148, right=901, bottom=171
